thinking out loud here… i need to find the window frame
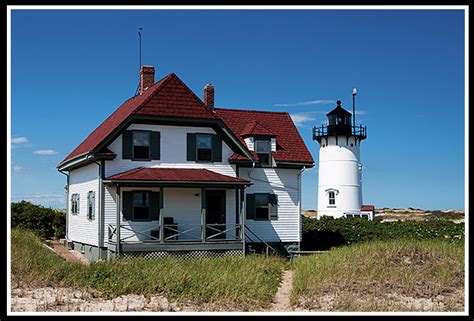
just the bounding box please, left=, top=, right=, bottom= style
left=195, top=133, right=213, bottom=163
left=254, top=193, right=270, bottom=221
left=87, top=191, right=95, bottom=220
left=71, top=193, right=79, bottom=215
left=132, top=191, right=151, bottom=221
left=254, top=137, right=272, bottom=167
left=132, top=130, right=152, bottom=161
left=328, top=191, right=336, bottom=205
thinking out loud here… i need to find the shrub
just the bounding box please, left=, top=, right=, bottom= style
left=11, top=201, right=66, bottom=239
left=301, top=216, right=464, bottom=250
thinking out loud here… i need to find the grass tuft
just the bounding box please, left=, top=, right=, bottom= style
left=291, top=239, right=464, bottom=311
left=11, top=228, right=284, bottom=310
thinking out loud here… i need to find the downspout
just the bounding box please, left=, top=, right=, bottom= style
left=297, top=166, right=306, bottom=252
left=58, top=170, right=69, bottom=244
left=90, top=157, right=105, bottom=259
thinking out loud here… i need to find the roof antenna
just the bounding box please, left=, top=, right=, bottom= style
left=135, top=27, right=143, bottom=96
left=138, top=27, right=143, bottom=70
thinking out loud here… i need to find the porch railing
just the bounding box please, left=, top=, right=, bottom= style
left=108, top=223, right=242, bottom=244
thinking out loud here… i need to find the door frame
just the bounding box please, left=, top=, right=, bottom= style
left=205, top=189, right=226, bottom=240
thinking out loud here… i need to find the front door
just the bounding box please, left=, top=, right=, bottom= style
left=205, top=190, right=226, bottom=240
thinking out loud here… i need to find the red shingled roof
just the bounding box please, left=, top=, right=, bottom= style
left=60, top=73, right=217, bottom=165
left=361, top=205, right=375, bottom=211
left=60, top=73, right=314, bottom=167
left=215, top=108, right=314, bottom=164
left=107, top=167, right=251, bottom=184
left=241, top=121, right=275, bottom=137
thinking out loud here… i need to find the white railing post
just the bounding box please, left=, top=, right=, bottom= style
left=115, top=185, right=121, bottom=256
left=201, top=188, right=206, bottom=242
left=159, top=187, right=164, bottom=244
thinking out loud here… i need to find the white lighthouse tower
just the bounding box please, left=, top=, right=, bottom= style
left=313, top=92, right=368, bottom=219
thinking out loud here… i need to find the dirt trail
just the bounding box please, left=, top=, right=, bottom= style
left=267, top=269, right=294, bottom=311
left=50, top=240, right=89, bottom=265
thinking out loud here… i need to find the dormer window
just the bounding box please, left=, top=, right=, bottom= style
left=132, top=131, right=151, bottom=160
left=255, top=137, right=271, bottom=166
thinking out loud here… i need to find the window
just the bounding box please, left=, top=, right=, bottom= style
left=247, top=193, right=278, bottom=221
left=255, top=194, right=270, bottom=220
left=87, top=191, right=95, bottom=220
left=71, top=194, right=79, bottom=215
left=133, top=192, right=150, bottom=220
left=328, top=191, right=336, bottom=205
left=255, top=138, right=272, bottom=166
left=196, top=134, right=212, bottom=162
left=132, top=131, right=151, bottom=160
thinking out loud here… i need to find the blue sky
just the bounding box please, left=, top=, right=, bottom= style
left=10, top=9, right=465, bottom=210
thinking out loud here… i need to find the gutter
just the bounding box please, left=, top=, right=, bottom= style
left=57, top=153, right=91, bottom=172
left=103, top=179, right=252, bottom=186
left=90, top=157, right=105, bottom=259
left=58, top=170, right=70, bottom=243
left=297, top=166, right=307, bottom=252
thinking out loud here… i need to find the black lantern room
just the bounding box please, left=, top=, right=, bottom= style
left=326, top=100, right=352, bottom=136
left=312, top=99, right=367, bottom=143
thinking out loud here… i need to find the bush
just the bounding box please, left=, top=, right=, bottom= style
left=11, top=201, right=66, bottom=239
left=301, top=216, right=464, bottom=250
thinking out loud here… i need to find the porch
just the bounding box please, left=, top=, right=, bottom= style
left=103, top=167, right=251, bottom=256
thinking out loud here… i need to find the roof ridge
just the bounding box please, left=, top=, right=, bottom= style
left=215, top=107, right=289, bottom=115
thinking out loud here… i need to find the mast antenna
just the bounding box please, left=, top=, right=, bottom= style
left=135, top=27, right=143, bottom=96
left=138, top=27, right=143, bottom=70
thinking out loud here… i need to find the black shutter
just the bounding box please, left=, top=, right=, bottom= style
left=151, top=132, right=161, bottom=160
left=122, top=191, right=133, bottom=221
left=269, top=194, right=278, bottom=220
left=212, top=134, right=222, bottom=162
left=122, top=130, right=133, bottom=159
left=150, top=192, right=160, bottom=221
left=187, top=133, right=196, bottom=161
left=246, top=194, right=255, bottom=220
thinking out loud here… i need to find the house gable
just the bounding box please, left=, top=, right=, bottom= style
left=58, top=73, right=252, bottom=170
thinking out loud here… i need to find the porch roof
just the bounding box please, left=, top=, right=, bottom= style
left=104, top=167, right=252, bottom=187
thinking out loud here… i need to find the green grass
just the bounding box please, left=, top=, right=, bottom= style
left=291, top=239, right=464, bottom=312
left=11, top=228, right=285, bottom=310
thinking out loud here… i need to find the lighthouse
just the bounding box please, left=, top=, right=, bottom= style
left=312, top=91, right=369, bottom=219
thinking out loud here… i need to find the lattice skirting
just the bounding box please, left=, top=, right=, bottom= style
left=118, top=249, right=244, bottom=260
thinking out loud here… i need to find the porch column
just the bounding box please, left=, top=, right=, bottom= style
left=201, top=188, right=206, bottom=242
left=115, top=185, right=121, bottom=255
left=240, top=188, right=245, bottom=253
left=159, top=187, right=164, bottom=244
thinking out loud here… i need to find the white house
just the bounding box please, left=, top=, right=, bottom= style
left=57, top=66, right=314, bottom=261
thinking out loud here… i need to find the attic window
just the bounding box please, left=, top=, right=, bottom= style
left=255, top=138, right=271, bottom=166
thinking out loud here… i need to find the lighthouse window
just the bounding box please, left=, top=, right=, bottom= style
left=328, top=191, right=336, bottom=205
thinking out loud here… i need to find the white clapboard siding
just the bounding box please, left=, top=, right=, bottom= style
left=103, top=187, right=237, bottom=243
left=68, top=163, right=100, bottom=246
left=104, top=123, right=237, bottom=178
left=240, top=167, right=301, bottom=243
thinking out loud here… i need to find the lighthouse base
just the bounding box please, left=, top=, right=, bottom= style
left=318, top=209, right=373, bottom=221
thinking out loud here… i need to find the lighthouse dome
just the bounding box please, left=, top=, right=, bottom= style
left=326, top=100, right=352, bottom=136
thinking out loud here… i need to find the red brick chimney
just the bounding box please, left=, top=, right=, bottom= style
left=140, top=66, right=155, bottom=94
left=204, top=83, right=215, bottom=110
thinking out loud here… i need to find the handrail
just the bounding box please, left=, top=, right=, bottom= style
left=244, top=225, right=276, bottom=254
left=206, top=224, right=241, bottom=241
left=108, top=223, right=242, bottom=243
left=312, top=124, right=367, bottom=140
